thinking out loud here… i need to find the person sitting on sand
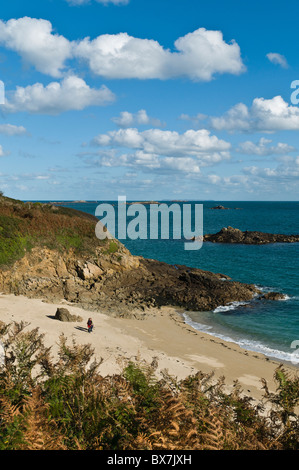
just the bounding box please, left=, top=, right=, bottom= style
left=87, top=318, right=94, bottom=333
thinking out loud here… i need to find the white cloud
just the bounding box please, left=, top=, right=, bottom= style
left=112, top=109, right=163, bottom=128
left=210, top=96, right=299, bottom=132
left=179, top=113, right=207, bottom=123
left=202, top=157, right=299, bottom=193
left=120, top=153, right=202, bottom=174
left=74, top=28, right=245, bottom=81
left=0, top=18, right=245, bottom=82
left=0, top=124, right=27, bottom=136
left=243, top=157, right=299, bottom=195
left=161, top=157, right=201, bottom=173
left=89, top=127, right=231, bottom=173
left=0, top=17, right=72, bottom=77
left=266, top=52, right=288, bottom=69
left=85, top=150, right=202, bottom=174
left=243, top=157, right=299, bottom=183
left=236, top=137, right=295, bottom=156
left=3, top=75, right=115, bottom=115
left=93, top=127, right=230, bottom=159
left=0, top=145, right=6, bottom=157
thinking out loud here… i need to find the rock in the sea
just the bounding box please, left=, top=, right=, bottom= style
left=210, top=205, right=229, bottom=210
left=55, top=307, right=83, bottom=322
left=204, top=226, right=299, bottom=244
left=259, top=292, right=286, bottom=301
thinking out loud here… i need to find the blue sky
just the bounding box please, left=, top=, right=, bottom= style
left=0, top=0, right=299, bottom=201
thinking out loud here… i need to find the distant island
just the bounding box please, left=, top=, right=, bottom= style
left=210, top=205, right=243, bottom=210
left=203, top=226, right=299, bottom=244
left=126, top=200, right=159, bottom=205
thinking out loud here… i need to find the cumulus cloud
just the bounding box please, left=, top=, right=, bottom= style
left=187, top=156, right=299, bottom=196
left=93, top=127, right=230, bottom=156
left=0, top=124, right=28, bottom=136
left=74, top=28, right=245, bottom=81
left=266, top=52, right=288, bottom=69
left=0, top=18, right=245, bottom=82
left=243, top=156, right=299, bottom=182
left=0, top=17, right=72, bottom=77
left=112, top=109, right=163, bottom=128
left=88, top=127, right=231, bottom=173
left=236, top=137, right=296, bottom=156
left=210, top=96, right=299, bottom=132
left=2, top=75, right=115, bottom=115
left=119, top=153, right=202, bottom=174
left=84, top=150, right=202, bottom=174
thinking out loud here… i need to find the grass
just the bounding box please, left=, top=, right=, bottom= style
left=0, top=196, right=108, bottom=267
left=0, top=215, right=34, bottom=266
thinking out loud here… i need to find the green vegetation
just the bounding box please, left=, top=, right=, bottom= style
left=0, top=196, right=107, bottom=267
left=104, top=240, right=119, bottom=254
left=1, top=321, right=299, bottom=450
left=0, top=215, right=34, bottom=266
left=55, top=229, right=84, bottom=252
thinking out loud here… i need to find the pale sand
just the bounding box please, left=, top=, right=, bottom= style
left=0, top=293, right=298, bottom=403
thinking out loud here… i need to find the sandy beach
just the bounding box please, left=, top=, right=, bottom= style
left=0, top=293, right=298, bottom=403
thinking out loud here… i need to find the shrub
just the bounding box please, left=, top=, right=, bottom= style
left=0, top=321, right=298, bottom=450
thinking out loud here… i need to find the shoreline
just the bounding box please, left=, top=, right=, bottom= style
left=1, top=293, right=298, bottom=403
left=181, top=309, right=298, bottom=366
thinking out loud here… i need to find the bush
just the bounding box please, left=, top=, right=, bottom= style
left=0, top=321, right=298, bottom=450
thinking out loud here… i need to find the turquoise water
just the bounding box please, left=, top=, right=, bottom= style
left=56, top=200, right=299, bottom=363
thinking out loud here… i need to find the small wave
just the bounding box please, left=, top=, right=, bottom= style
left=255, top=285, right=293, bottom=301
left=213, top=301, right=250, bottom=313
left=182, top=313, right=214, bottom=334
left=236, top=339, right=299, bottom=364
left=280, top=294, right=291, bottom=301
left=255, top=284, right=274, bottom=292
left=183, top=312, right=245, bottom=346
left=182, top=313, right=299, bottom=364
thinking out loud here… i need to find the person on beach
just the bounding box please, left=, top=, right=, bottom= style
left=87, top=318, right=94, bottom=333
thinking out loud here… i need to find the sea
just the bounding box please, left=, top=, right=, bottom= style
left=48, top=200, right=299, bottom=365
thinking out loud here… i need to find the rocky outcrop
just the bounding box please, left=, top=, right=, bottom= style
left=103, top=258, right=260, bottom=312
left=204, top=226, right=299, bottom=244
left=0, top=242, right=263, bottom=316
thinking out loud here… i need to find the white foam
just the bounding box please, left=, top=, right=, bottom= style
left=182, top=312, right=299, bottom=364
left=183, top=312, right=241, bottom=345
left=255, top=285, right=293, bottom=301
left=213, top=301, right=250, bottom=313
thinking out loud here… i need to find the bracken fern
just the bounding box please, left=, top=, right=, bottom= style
left=0, top=321, right=298, bottom=450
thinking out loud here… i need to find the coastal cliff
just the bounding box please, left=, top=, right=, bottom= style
left=0, top=196, right=280, bottom=316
